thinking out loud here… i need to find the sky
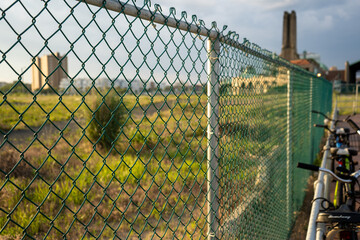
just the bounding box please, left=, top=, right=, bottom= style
left=153, top=0, right=360, bottom=69
left=1, top=0, right=360, bottom=83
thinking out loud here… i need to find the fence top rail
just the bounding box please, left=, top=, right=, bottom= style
left=77, top=0, right=319, bottom=77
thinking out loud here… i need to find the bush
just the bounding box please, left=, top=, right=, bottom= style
left=87, top=90, right=126, bottom=151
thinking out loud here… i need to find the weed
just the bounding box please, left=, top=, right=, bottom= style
left=0, top=149, right=34, bottom=178
left=86, top=90, right=126, bottom=151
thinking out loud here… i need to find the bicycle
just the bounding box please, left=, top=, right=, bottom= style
left=312, top=111, right=359, bottom=209
left=312, top=110, right=352, bottom=148
left=301, top=112, right=360, bottom=239
left=298, top=162, right=360, bottom=239
left=315, top=124, right=358, bottom=208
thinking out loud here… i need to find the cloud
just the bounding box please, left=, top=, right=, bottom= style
left=257, top=0, right=351, bottom=12
left=299, top=12, right=334, bottom=32
left=1, top=0, right=360, bottom=82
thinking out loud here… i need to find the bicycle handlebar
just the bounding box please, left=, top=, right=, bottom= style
left=311, top=110, right=331, bottom=120
left=297, top=162, right=354, bottom=183
left=314, top=124, right=328, bottom=129
left=311, top=110, right=342, bottom=124
left=314, top=124, right=357, bottom=136
left=347, top=119, right=360, bottom=135
left=312, top=110, right=356, bottom=125
left=297, top=162, right=319, bottom=171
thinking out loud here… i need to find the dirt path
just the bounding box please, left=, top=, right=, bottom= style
left=0, top=100, right=174, bottom=150
left=0, top=120, right=79, bottom=149
left=289, top=176, right=315, bottom=240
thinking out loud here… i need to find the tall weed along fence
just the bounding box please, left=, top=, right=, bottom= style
left=0, top=0, right=332, bottom=239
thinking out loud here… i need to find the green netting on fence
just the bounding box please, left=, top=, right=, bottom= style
left=0, top=0, right=332, bottom=239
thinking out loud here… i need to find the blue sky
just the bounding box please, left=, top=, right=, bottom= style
left=0, top=0, right=359, bottom=83
left=154, top=0, right=360, bottom=69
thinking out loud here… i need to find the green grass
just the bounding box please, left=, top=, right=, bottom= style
left=0, top=93, right=208, bottom=131
left=0, top=94, right=83, bottom=130
left=0, top=92, right=211, bottom=239
left=335, top=93, right=360, bottom=115
left=0, top=89, right=299, bottom=239
left=0, top=136, right=208, bottom=238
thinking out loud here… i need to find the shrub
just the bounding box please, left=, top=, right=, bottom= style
left=87, top=90, right=126, bottom=151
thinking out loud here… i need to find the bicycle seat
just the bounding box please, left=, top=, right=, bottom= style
left=330, top=147, right=358, bottom=156
left=317, top=204, right=360, bottom=223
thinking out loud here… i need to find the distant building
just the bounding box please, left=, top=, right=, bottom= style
left=290, top=59, right=325, bottom=75
left=299, top=51, right=321, bottom=64
left=31, top=52, right=68, bottom=92
left=324, top=60, right=360, bottom=84
left=279, top=11, right=329, bottom=75
left=349, top=60, right=360, bottom=83
left=324, top=66, right=346, bottom=83
left=59, top=78, right=92, bottom=94
left=94, top=78, right=129, bottom=90
left=280, top=11, right=299, bottom=61
left=231, top=66, right=289, bottom=94
left=58, top=77, right=145, bottom=94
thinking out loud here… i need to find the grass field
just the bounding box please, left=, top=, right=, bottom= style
left=0, top=94, right=82, bottom=131
left=0, top=90, right=286, bottom=239
left=335, top=93, right=360, bottom=115
left=0, top=91, right=210, bottom=238
left=0, top=92, right=208, bottom=131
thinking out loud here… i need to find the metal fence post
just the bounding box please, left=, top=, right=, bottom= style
left=309, top=77, right=313, bottom=163
left=207, top=38, right=220, bottom=240
left=286, top=70, right=293, bottom=231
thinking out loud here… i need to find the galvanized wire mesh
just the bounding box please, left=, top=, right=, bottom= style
left=0, top=0, right=332, bottom=239
left=334, top=83, right=360, bottom=115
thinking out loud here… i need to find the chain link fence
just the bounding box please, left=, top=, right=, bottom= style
left=334, top=82, right=360, bottom=115
left=0, top=0, right=332, bottom=239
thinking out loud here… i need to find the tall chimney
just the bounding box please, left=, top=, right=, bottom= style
left=290, top=11, right=297, bottom=51
left=282, top=12, right=290, bottom=49
left=280, top=11, right=299, bottom=61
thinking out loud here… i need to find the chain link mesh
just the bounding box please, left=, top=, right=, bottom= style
left=0, top=0, right=332, bottom=239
